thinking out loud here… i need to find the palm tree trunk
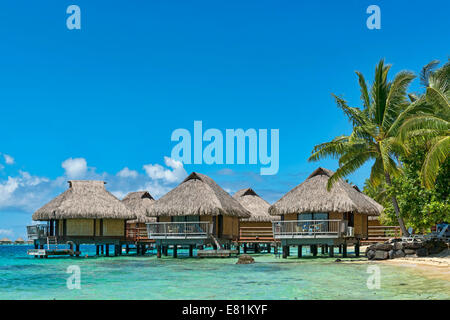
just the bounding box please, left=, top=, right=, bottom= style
left=384, top=172, right=409, bottom=236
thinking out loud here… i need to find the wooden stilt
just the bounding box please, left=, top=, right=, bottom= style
left=329, top=245, right=334, bottom=257
left=321, top=245, right=325, bottom=255
left=312, top=245, right=317, bottom=257
left=243, top=244, right=247, bottom=253
left=282, top=246, right=288, bottom=259
left=96, top=245, right=99, bottom=256
left=297, top=245, right=302, bottom=258
left=355, top=242, right=360, bottom=257
left=105, top=244, right=109, bottom=257
left=157, top=245, right=161, bottom=258
left=101, top=245, right=104, bottom=255
left=189, top=245, right=193, bottom=257
left=286, top=246, right=290, bottom=256
left=126, top=244, right=129, bottom=254
left=343, top=243, right=347, bottom=258
left=173, top=245, right=178, bottom=258
left=339, top=245, right=342, bottom=254
left=75, top=244, right=80, bottom=257
left=34, top=242, right=39, bottom=258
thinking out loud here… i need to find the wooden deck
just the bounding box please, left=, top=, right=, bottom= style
left=361, top=226, right=401, bottom=244
left=27, top=248, right=80, bottom=257
left=238, top=227, right=277, bottom=243
left=197, top=249, right=239, bottom=258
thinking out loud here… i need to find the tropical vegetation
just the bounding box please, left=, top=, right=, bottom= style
left=308, top=58, right=450, bottom=235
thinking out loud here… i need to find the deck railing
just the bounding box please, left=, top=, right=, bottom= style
left=272, top=220, right=344, bottom=239
left=361, top=225, right=402, bottom=244
left=126, top=226, right=151, bottom=242
left=146, top=222, right=213, bottom=239
left=239, top=227, right=276, bottom=243
left=26, top=224, right=49, bottom=240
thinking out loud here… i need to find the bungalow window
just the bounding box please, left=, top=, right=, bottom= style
left=172, top=216, right=200, bottom=222
left=297, top=213, right=329, bottom=232
left=172, top=216, right=201, bottom=234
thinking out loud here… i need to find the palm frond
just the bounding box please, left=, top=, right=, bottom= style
left=327, top=152, right=372, bottom=190
left=420, top=60, right=440, bottom=87
left=308, top=136, right=350, bottom=162
left=356, top=71, right=371, bottom=109
left=421, top=136, right=450, bottom=188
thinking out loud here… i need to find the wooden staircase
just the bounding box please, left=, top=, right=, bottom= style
left=46, top=236, right=58, bottom=250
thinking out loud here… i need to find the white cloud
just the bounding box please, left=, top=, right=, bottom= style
left=62, top=157, right=88, bottom=179
left=143, top=156, right=187, bottom=184
left=117, top=167, right=138, bottom=178
left=0, top=229, right=13, bottom=236
left=0, top=177, right=19, bottom=204
left=3, top=154, right=14, bottom=165
left=0, top=171, right=50, bottom=211
left=0, top=156, right=184, bottom=214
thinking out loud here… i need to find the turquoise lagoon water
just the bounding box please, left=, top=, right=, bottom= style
left=0, top=245, right=449, bottom=300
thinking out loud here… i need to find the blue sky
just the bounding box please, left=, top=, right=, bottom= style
left=0, top=0, right=449, bottom=238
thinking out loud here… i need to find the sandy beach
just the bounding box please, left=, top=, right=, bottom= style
left=352, top=247, right=450, bottom=281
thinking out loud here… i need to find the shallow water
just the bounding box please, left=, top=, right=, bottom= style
left=0, top=245, right=449, bottom=299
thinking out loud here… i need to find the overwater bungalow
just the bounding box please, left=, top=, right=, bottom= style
left=269, top=167, right=382, bottom=258
left=122, top=191, right=156, bottom=254
left=14, top=237, right=26, bottom=244
left=0, top=237, right=13, bottom=245
left=233, top=188, right=279, bottom=253
left=146, top=172, right=251, bottom=258
left=28, top=180, right=136, bottom=257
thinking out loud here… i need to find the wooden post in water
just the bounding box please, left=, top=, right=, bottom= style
left=105, top=244, right=109, bottom=257
left=75, top=244, right=80, bottom=257
left=321, top=245, right=325, bottom=255
left=342, top=243, right=347, bottom=258
left=34, top=242, right=39, bottom=258
left=329, top=245, right=334, bottom=257
left=96, top=245, right=99, bottom=256
left=297, top=245, right=302, bottom=258
left=355, top=242, right=360, bottom=257
left=189, top=245, right=194, bottom=257
left=101, top=245, right=104, bottom=255
left=157, top=245, right=161, bottom=258
left=126, top=244, right=129, bottom=254
left=243, top=244, right=247, bottom=253
left=282, top=246, right=288, bottom=259
left=173, top=245, right=178, bottom=258
left=338, top=245, right=342, bottom=254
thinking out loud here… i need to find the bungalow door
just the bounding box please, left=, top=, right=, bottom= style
left=217, top=215, right=223, bottom=238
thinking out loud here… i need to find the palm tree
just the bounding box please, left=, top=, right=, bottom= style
left=398, top=60, right=450, bottom=189
left=308, top=59, right=414, bottom=236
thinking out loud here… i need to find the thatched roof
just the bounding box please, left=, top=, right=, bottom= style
left=233, top=188, right=279, bottom=222
left=0, top=237, right=12, bottom=243
left=147, top=172, right=251, bottom=218
left=33, top=180, right=136, bottom=221
left=14, top=237, right=25, bottom=243
left=269, top=167, right=383, bottom=216
left=122, top=191, right=156, bottom=223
